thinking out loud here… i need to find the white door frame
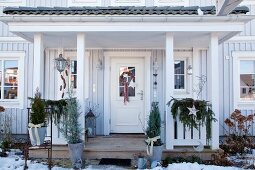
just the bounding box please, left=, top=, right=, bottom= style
left=103, top=51, right=151, bottom=135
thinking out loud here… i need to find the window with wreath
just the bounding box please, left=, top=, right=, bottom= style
left=0, top=59, right=18, bottom=100
left=240, top=60, right=255, bottom=100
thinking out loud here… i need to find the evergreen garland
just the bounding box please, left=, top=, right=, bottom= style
left=167, top=98, right=216, bottom=141
left=146, top=102, right=162, bottom=146
left=30, top=89, right=47, bottom=125
left=45, top=99, right=67, bottom=125
left=59, top=92, right=82, bottom=144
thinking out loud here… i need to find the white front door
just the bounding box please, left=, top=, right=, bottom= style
left=110, top=57, right=145, bottom=133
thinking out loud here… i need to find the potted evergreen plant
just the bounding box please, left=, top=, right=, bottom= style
left=28, top=89, right=47, bottom=146
left=59, top=91, right=83, bottom=169
left=145, top=102, right=163, bottom=162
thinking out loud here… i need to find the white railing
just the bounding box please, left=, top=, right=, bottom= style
left=172, top=115, right=207, bottom=146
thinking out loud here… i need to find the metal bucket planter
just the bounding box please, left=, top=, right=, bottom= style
left=150, top=145, right=164, bottom=162
left=68, top=142, right=84, bottom=169
left=28, top=127, right=46, bottom=146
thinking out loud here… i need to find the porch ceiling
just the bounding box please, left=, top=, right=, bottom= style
left=24, top=31, right=223, bottom=49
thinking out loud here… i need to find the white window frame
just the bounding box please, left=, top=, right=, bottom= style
left=0, top=0, right=26, bottom=6
left=233, top=51, right=255, bottom=109
left=154, top=0, right=189, bottom=6
left=110, top=0, right=145, bottom=6
left=173, top=52, right=192, bottom=97
left=0, top=52, right=25, bottom=109
left=67, top=0, right=101, bottom=7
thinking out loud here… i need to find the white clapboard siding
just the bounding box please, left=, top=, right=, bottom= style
left=219, top=41, right=255, bottom=136
left=0, top=108, right=27, bottom=134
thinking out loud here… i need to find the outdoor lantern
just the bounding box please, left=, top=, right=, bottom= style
left=187, top=65, right=193, bottom=75
left=85, top=109, right=96, bottom=138
left=55, top=54, right=67, bottom=73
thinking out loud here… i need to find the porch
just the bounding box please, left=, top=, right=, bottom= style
left=29, top=134, right=220, bottom=161
left=1, top=6, right=253, bottom=150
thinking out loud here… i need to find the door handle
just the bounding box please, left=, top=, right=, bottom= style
left=137, top=90, right=143, bottom=100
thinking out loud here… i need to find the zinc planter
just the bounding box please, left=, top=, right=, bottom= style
left=150, top=145, right=164, bottom=162
left=28, top=127, right=46, bottom=146
left=68, top=142, right=84, bottom=168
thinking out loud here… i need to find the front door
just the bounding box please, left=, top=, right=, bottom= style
left=110, top=57, right=144, bottom=133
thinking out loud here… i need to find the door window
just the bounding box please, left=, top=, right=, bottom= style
left=119, top=66, right=135, bottom=97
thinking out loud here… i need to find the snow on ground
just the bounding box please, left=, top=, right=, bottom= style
left=0, top=157, right=244, bottom=170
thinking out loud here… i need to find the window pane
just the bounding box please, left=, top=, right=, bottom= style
left=174, top=60, right=184, bottom=74
left=71, top=75, right=77, bottom=89
left=175, top=75, right=184, bottom=89
left=4, top=60, right=18, bottom=86
left=240, top=74, right=255, bottom=86
left=240, top=87, right=255, bottom=100
left=71, top=60, right=77, bottom=74
left=4, top=87, right=18, bottom=99
left=0, top=60, right=2, bottom=86
left=119, top=66, right=135, bottom=97
left=240, top=61, right=255, bottom=74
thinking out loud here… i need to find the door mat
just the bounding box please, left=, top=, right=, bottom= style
left=99, top=158, right=131, bottom=167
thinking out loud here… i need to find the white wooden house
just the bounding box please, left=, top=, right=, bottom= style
left=0, top=0, right=254, bottom=150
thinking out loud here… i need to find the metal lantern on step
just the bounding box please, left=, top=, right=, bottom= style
left=85, top=109, right=96, bottom=138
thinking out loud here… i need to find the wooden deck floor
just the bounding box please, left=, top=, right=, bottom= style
left=85, top=134, right=147, bottom=151
left=29, top=134, right=221, bottom=160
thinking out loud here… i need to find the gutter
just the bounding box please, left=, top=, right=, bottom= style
left=0, top=15, right=254, bottom=23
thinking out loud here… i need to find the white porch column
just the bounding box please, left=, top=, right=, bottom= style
left=33, top=33, right=44, bottom=96
left=76, top=33, right=88, bottom=142
left=165, top=33, right=174, bottom=149
left=208, top=33, right=220, bottom=149
left=192, top=48, right=201, bottom=99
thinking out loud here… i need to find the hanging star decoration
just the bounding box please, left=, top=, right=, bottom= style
left=187, top=104, right=199, bottom=117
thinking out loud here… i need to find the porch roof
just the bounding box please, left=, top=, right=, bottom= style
left=0, top=6, right=254, bottom=48
left=3, top=6, right=249, bottom=16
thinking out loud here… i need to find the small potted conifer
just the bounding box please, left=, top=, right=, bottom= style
left=28, top=89, right=47, bottom=146
left=59, top=90, right=84, bottom=169
left=145, top=102, right=163, bottom=162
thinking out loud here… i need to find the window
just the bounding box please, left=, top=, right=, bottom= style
left=0, top=0, right=26, bottom=6
left=174, top=60, right=185, bottom=90
left=0, top=60, right=18, bottom=99
left=70, top=60, right=77, bottom=89
left=0, top=52, right=24, bottom=108
left=67, top=0, right=101, bottom=6
left=240, top=60, right=255, bottom=100
left=154, top=0, right=189, bottom=6
left=110, top=0, right=145, bottom=6
left=233, top=51, right=255, bottom=108
left=119, top=66, right=135, bottom=97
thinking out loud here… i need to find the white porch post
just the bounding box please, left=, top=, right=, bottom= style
left=192, top=48, right=200, bottom=99
left=208, top=33, right=220, bottom=149
left=165, top=33, right=174, bottom=149
left=76, top=33, right=88, bottom=142
left=33, top=33, right=44, bottom=96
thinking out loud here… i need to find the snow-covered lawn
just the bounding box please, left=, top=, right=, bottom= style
left=0, top=157, right=244, bottom=170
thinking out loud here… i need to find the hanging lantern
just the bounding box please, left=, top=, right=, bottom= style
left=187, top=65, right=193, bottom=75
left=85, top=109, right=96, bottom=139
left=55, top=54, right=67, bottom=73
